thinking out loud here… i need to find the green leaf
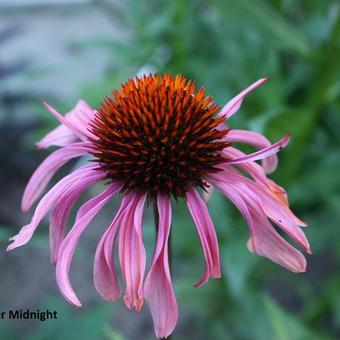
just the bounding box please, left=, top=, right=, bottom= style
left=263, top=295, right=329, bottom=340
left=222, top=236, right=258, bottom=298
left=28, top=299, right=112, bottom=340
left=213, top=0, right=311, bottom=56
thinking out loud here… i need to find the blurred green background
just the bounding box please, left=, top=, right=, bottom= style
left=0, top=0, right=339, bottom=339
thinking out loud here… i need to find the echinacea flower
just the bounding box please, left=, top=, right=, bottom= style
left=7, top=74, right=310, bottom=338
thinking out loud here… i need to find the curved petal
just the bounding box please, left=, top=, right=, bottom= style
left=222, top=135, right=290, bottom=165
left=49, top=167, right=104, bottom=264
left=208, top=176, right=307, bottom=272
left=225, top=129, right=278, bottom=173
left=37, top=100, right=95, bottom=149
left=56, top=183, right=121, bottom=307
left=43, top=102, right=95, bottom=142
left=37, top=124, right=78, bottom=149
left=208, top=170, right=310, bottom=262
left=93, top=192, right=134, bottom=301
left=185, top=187, right=221, bottom=287
left=22, top=142, right=92, bottom=212
left=222, top=147, right=288, bottom=206
left=217, top=78, right=268, bottom=120
left=245, top=203, right=307, bottom=273
left=7, top=166, right=103, bottom=252
left=119, top=193, right=146, bottom=311
left=144, top=194, right=178, bottom=339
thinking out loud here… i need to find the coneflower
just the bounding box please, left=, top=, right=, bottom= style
left=7, top=74, right=310, bottom=339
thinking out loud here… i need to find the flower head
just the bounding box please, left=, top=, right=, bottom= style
left=7, top=74, right=310, bottom=338
left=90, top=74, right=228, bottom=198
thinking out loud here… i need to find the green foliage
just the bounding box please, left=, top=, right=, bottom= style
left=1, top=0, right=340, bottom=339
left=27, top=299, right=112, bottom=340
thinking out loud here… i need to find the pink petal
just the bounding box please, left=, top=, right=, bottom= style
left=22, top=142, right=92, bottom=212
left=7, top=166, right=103, bottom=252
left=245, top=204, right=307, bottom=272
left=93, top=192, right=134, bottom=301
left=50, top=193, right=79, bottom=265
left=37, top=124, right=78, bottom=149
left=237, top=181, right=310, bottom=253
left=225, top=129, right=279, bottom=173
left=37, top=100, right=95, bottom=149
left=43, top=102, right=95, bottom=142
left=203, top=184, right=214, bottom=203
left=222, top=147, right=288, bottom=206
left=208, top=176, right=306, bottom=272
left=185, top=187, right=221, bottom=287
left=119, top=193, right=146, bottom=311
left=208, top=169, right=310, bottom=261
left=224, top=167, right=307, bottom=228
left=144, top=194, right=178, bottom=339
left=217, top=78, right=268, bottom=120
left=222, top=135, right=290, bottom=165
left=49, top=169, right=103, bottom=264
left=56, top=183, right=121, bottom=307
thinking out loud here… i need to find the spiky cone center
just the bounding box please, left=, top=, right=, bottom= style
left=89, top=74, right=229, bottom=198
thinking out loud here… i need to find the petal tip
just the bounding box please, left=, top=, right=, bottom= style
left=6, top=244, right=14, bottom=252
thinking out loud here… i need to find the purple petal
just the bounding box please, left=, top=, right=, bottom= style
left=37, top=100, right=95, bottom=149
left=37, top=125, right=78, bottom=149
left=49, top=168, right=103, bottom=264
left=222, top=147, right=288, bottom=205
left=56, top=183, right=121, bottom=307
left=203, top=184, right=214, bottom=203
left=43, top=102, right=95, bottom=142
left=119, top=193, right=146, bottom=311
left=93, top=192, right=134, bottom=301
left=217, top=78, right=268, bottom=120
left=185, top=187, right=221, bottom=287
left=144, top=194, right=178, bottom=339
left=225, top=129, right=279, bottom=173
left=22, top=142, right=92, bottom=212
left=7, top=166, right=103, bottom=252
left=208, top=170, right=310, bottom=270
left=246, top=205, right=307, bottom=273
left=222, top=135, right=290, bottom=165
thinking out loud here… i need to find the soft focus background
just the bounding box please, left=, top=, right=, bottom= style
left=1, top=0, right=340, bottom=339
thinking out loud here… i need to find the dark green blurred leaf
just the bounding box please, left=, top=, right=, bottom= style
left=263, top=295, right=328, bottom=340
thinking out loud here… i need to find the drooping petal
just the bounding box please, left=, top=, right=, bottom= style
left=223, top=167, right=307, bottom=228
left=37, top=100, right=95, bottom=149
left=22, top=142, right=92, bottom=212
left=185, top=187, right=221, bottom=287
left=225, top=129, right=278, bottom=173
left=222, top=147, right=288, bottom=206
left=119, top=193, right=146, bottom=311
left=49, top=168, right=103, bottom=264
left=236, top=181, right=310, bottom=253
left=93, top=192, right=134, bottom=301
left=208, top=175, right=307, bottom=272
left=222, top=135, right=290, bottom=166
left=7, top=166, right=103, bottom=252
left=208, top=170, right=310, bottom=269
left=145, top=194, right=178, bottom=339
left=56, top=183, right=121, bottom=307
left=246, top=204, right=307, bottom=273
left=217, top=78, right=268, bottom=120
